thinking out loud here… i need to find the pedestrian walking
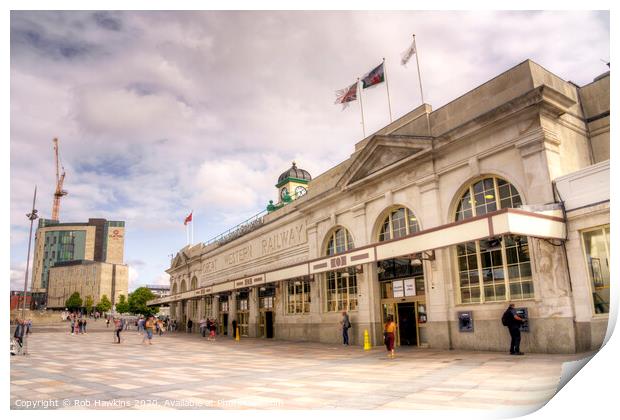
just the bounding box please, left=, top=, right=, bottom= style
left=26, top=319, right=32, bottom=335
left=232, top=319, right=238, bottom=338
left=207, top=319, right=214, bottom=341
left=74, top=318, right=80, bottom=336
left=83, top=318, right=87, bottom=334
left=114, top=317, right=123, bottom=344
left=187, top=319, right=193, bottom=334
left=502, top=303, right=526, bottom=355
left=199, top=318, right=207, bottom=337
left=341, top=311, right=352, bottom=345
left=384, top=315, right=396, bottom=358
left=106, top=317, right=110, bottom=328
left=13, top=319, right=25, bottom=349
left=143, top=315, right=155, bottom=345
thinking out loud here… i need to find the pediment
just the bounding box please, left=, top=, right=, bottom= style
left=338, top=135, right=433, bottom=188
left=171, top=251, right=189, bottom=269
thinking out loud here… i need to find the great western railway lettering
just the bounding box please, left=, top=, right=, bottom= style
left=262, top=224, right=305, bottom=255
left=224, top=246, right=253, bottom=266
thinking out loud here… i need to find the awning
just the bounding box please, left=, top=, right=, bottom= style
left=149, top=208, right=565, bottom=305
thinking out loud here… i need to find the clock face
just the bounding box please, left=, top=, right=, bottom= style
left=295, top=186, right=307, bottom=197
left=280, top=187, right=289, bottom=199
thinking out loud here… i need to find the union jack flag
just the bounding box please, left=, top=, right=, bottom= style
left=334, top=82, right=358, bottom=109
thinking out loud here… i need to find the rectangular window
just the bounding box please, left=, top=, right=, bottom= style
left=286, top=280, right=310, bottom=314
left=457, top=235, right=533, bottom=304
left=325, top=271, right=357, bottom=312
left=582, top=226, right=610, bottom=314
left=457, top=242, right=481, bottom=303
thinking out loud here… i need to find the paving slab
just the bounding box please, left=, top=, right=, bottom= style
left=10, top=328, right=593, bottom=410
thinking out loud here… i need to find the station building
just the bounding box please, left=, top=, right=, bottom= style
left=150, top=60, right=610, bottom=354
left=31, top=218, right=128, bottom=309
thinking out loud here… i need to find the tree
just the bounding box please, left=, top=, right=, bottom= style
left=128, top=287, right=159, bottom=317
left=96, top=295, right=112, bottom=314
left=65, top=292, right=82, bottom=312
left=115, top=294, right=129, bottom=314
left=84, top=295, right=94, bottom=314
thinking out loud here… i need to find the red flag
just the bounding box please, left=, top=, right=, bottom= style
left=184, top=212, right=193, bottom=225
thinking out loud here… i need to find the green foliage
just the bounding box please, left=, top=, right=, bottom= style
left=96, top=295, right=112, bottom=313
left=65, top=292, right=82, bottom=311
left=84, top=295, right=94, bottom=313
left=128, top=287, right=160, bottom=316
left=115, top=294, right=130, bottom=314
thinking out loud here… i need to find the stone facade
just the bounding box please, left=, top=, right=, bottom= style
left=46, top=261, right=128, bottom=309
left=158, top=60, right=609, bottom=354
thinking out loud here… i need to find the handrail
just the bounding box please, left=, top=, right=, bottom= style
left=204, top=208, right=268, bottom=246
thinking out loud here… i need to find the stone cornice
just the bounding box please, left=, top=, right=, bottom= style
left=514, top=127, right=561, bottom=157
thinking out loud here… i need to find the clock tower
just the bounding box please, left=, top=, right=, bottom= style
left=275, top=161, right=311, bottom=205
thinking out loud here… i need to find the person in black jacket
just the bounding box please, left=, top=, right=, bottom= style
left=187, top=319, right=193, bottom=333
left=503, top=304, right=525, bottom=355
left=14, top=319, right=26, bottom=348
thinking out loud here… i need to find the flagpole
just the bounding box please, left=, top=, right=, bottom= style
left=383, top=58, right=393, bottom=123
left=412, top=35, right=425, bottom=104
left=357, top=78, right=366, bottom=138
left=191, top=210, right=194, bottom=245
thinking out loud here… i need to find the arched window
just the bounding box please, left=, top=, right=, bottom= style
left=180, top=280, right=187, bottom=293
left=191, top=276, right=198, bottom=290
left=455, top=176, right=522, bottom=220
left=172, top=283, right=178, bottom=295
left=326, top=226, right=354, bottom=254
left=324, top=227, right=357, bottom=312
left=378, top=207, right=420, bottom=241
left=454, top=177, right=532, bottom=303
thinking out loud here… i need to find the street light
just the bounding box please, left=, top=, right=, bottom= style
left=22, top=186, right=39, bottom=320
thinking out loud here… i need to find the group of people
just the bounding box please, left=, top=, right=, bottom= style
left=197, top=318, right=218, bottom=339
left=185, top=318, right=219, bottom=339
left=110, top=315, right=173, bottom=345
left=66, top=313, right=88, bottom=335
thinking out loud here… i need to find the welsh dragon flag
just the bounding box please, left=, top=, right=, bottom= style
left=361, top=62, right=385, bottom=89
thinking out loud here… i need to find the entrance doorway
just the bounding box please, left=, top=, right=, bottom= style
left=397, top=303, right=417, bottom=346
left=381, top=301, right=426, bottom=347
left=221, top=313, right=228, bottom=336
left=259, top=287, right=275, bottom=338
left=265, top=311, right=274, bottom=338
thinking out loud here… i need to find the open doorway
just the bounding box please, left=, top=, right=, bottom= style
left=397, top=302, right=417, bottom=346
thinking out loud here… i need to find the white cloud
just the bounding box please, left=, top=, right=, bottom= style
left=10, top=11, right=609, bottom=290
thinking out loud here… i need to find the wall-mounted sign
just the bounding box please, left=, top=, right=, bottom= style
left=392, top=280, right=404, bottom=298
left=404, top=279, right=416, bottom=296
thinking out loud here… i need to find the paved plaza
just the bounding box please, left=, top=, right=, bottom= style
left=11, top=322, right=593, bottom=411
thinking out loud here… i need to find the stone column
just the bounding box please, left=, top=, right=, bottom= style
left=249, top=288, right=259, bottom=337
left=417, top=175, right=452, bottom=349
left=228, top=293, right=237, bottom=339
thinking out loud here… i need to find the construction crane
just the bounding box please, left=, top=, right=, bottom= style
left=51, top=138, right=68, bottom=221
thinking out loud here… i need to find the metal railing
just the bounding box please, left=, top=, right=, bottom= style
left=202, top=190, right=306, bottom=248
left=204, top=208, right=268, bottom=247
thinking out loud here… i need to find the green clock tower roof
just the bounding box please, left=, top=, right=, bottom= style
left=276, top=161, right=311, bottom=187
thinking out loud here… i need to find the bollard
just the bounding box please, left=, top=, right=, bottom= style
left=235, top=326, right=240, bottom=341
left=363, top=329, right=371, bottom=351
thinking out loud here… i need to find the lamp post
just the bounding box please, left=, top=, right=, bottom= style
left=22, top=186, right=39, bottom=320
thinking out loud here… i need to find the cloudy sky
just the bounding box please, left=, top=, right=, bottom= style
left=9, top=10, right=610, bottom=292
